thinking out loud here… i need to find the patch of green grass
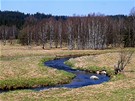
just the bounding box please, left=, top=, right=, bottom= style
left=86, top=66, right=115, bottom=77
left=0, top=72, right=75, bottom=90
left=38, top=56, right=55, bottom=71
left=64, top=61, right=74, bottom=67
left=0, top=77, right=53, bottom=90
left=0, top=73, right=74, bottom=90
left=86, top=66, right=113, bottom=73
left=110, top=73, right=126, bottom=81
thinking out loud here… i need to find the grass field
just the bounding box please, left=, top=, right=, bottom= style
left=66, top=52, right=135, bottom=78
left=0, top=42, right=135, bottom=101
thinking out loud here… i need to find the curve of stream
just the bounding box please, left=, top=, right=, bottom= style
left=0, top=58, right=110, bottom=93
left=35, top=58, right=110, bottom=91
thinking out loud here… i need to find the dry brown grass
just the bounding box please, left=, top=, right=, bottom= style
left=69, top=53, right=122, bottom=68
left=0, top=43, right=135, bottom=101
left=0, top=79, right=135, bottom=101
left=1, top=56, right=50, bottom=80
left=0, top=43, right=59, bottom=80
left=68, top=52, right=135, bottom=79
left=1, top=42, right=119, bottom=58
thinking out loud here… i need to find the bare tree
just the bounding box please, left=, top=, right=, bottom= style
left=48, top=17, right=55, bottom=49
left=114, top=48, right=134, bottom=74
left=77, top=18, right=82, bottom=49
left=16, top=11, right=135, bottom=50
left=1, top=25, right=8, bottom=45
left=67, top=18, right=74, bottom=50
left=130, top=7, right=135, bottom=47
left=58, top=19, right=63, bottom=48
left=38, top=19, right=48, bottom=49
left=9, top=25, right=17, bottom=45
left=53, top=20, right=59, bottom=48
left=24, top=16, right=37, bottom=48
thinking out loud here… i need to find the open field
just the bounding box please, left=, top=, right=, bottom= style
left=66, top=52, right=135, bottom=78
left=0, top=43, right=76, bottom=90
left=0, top=42, right=117, bottom=90
left=0, top=43, right=135, bottom=101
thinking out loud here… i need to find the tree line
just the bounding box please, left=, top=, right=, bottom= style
left=0, top=9, right=135, bottom=50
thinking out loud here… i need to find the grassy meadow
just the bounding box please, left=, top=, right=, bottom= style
left=0, top=42, right=135, bottom=101
left=66, top=52, right=135, bottom=78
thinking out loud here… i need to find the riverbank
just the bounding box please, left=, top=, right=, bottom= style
left=1, top=79, right=135, bottom=101
left=0, top=44, right=117, bottom=90
left=65, top=52, right=135, bottom=80
left=0, top=44, right=77, bottom=90
left=0, top=56, right=75, bottom=90
left=0, top=44, right=135, bottom=101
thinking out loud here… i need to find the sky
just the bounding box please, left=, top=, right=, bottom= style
left=0, top=0, right=135, bottom=16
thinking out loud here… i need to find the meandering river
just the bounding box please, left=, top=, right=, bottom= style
left=0, top=58, right=110, bottom=93
left=35, top=58, right=110, bottom=91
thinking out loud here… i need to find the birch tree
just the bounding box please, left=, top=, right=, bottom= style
left=48, top=17, right=55, bottom=49
left=58, top=19, right=63, bottom=48
left=67, top=18, right=74, bottom=50
left=24, top=16, right=37, bottom=48
left=9, top=25, right=17, bottom=45
left=1, top=25, right=8, bottom=45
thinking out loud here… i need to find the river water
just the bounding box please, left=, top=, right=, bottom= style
left=35, top=58, right=110, bottom=91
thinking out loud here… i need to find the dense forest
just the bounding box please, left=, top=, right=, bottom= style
left=0, top=9, right=135, bottom=49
